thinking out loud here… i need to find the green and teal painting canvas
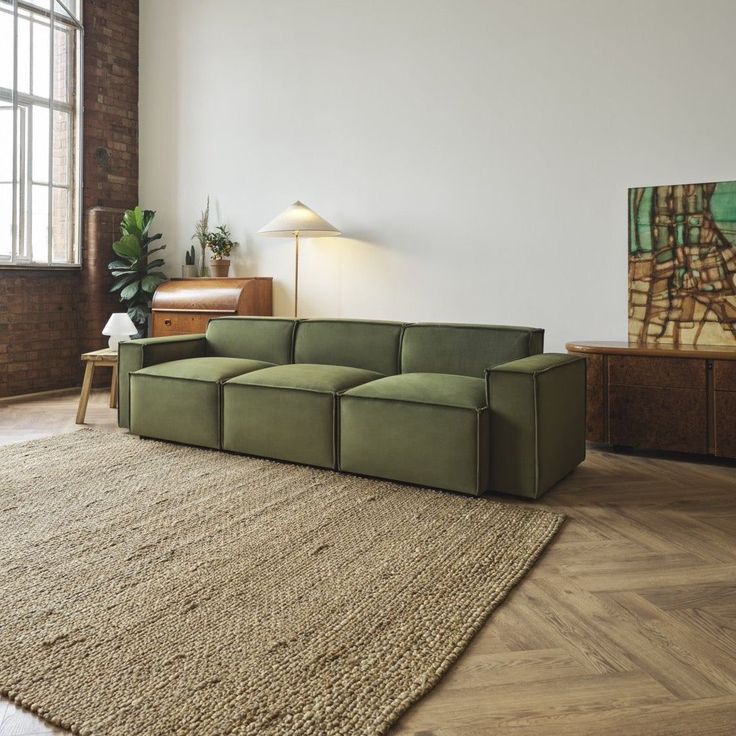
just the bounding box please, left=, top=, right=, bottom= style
left=628, top=180, right=736, bottom=346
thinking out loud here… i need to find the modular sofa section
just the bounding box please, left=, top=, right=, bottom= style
left=487, top=353, right=586, bottom=498
left=118, top=334, right=207, bottom=428
left=223, top=363, right=384, bottom=468
left=339, top=373, right=489, bottom=495
left=130, top=357, right=273, bottom=448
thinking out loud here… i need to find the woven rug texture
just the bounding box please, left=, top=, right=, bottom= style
left=0, top=429, right=563, bottom=735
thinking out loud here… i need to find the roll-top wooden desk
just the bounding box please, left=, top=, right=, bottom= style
left=566, top=341, right=736, bottom=459
left=151, top=277, right=272, bottom=337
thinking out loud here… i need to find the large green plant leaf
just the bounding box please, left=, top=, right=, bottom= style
left=120, top=282, right=140, bottom=300
left=110, top=275, right=138, bottom=293
left=141, top=273, right=167, bottom=293
left=112, top=233, right=142, bottom=260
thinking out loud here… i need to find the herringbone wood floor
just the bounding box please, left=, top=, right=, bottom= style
left=0, top=391, right=735, bottom=735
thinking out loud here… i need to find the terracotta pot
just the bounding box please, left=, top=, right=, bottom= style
left=209, top=259, right=230, bottom=277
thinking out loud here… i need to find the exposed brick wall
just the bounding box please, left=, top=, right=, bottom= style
left=0, top=0, right=139, bottom=398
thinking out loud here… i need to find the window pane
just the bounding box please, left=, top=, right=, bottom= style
left=0, top=183, right=11, bottom=257
left=0, top=9, right=13, bottom=90
left=53, top=25, right=72, bottom=104
left=31, top=182, right=48, bottom=261
left=17, top=13, right=31, bottom=94
left=0, top=106, right=12, bottom=182
left=51, top=185, right=69, bottom=262
left=32, top=16, right=50, bottom=99
left=32, top=105, right=49, bottom=182
left=55, top=0, right=77, bottom=22
left=52, top=109, right=69, bottom=185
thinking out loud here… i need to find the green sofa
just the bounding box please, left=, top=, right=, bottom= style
left=119, top=317, right=585, bottom=499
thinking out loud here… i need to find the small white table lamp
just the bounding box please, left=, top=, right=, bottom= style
left=102, top=313, right=138, bottom=351
left=258, top=201, right=340, bottom=317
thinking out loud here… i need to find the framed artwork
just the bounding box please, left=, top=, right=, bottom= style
left=629, top=180, right=736, bottom=346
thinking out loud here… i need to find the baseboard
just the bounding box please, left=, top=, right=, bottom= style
left=0, top=386, right=83, bottom=404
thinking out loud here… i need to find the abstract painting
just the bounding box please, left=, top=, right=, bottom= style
left=629, top=180, right=736, bottom=346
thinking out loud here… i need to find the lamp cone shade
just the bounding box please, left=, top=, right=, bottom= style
left=258, top=201, right=340, bottom=237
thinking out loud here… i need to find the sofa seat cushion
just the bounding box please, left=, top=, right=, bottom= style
left=343, top=372, right=486, bottom=409
left=135, top=356, right=274, bottom=382
left=223, top=364, right=384, bottom=469
left=339, top=372, right=489, bottom=495
left=227, top=363, right=383, bottom=393
left=130, top=357, right=274, bottom=449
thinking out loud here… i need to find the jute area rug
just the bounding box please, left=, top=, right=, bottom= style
left=0, top=429, right=563, bottom=736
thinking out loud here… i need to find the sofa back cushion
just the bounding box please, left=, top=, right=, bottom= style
left=206, top=317, right=296, bottom=363
left=294, top=319, right=404, bottom=375
left=401, top=323, right=544, bottom=377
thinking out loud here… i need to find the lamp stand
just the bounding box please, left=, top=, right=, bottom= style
left=293, top=231, right=300, bottom=318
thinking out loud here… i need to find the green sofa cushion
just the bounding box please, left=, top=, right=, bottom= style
left=206, top=317, right=296, bottom=363
left=343, top=372, right=486, bottom=409
left=223, top=363, right=384, bottom=469
left=129, top=357, right=273, bottom=449
left=401, top=323, right=544, bottom=377
left=135, top=357, right=274, bottom=381
left=294, top=319, right=404, bottom=375
left=340, top=392, right=489, bottom=495
left=227, top=363, right=383, bottom=393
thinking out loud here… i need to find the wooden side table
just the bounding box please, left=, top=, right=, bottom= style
left=76, top=348, right=118, bottom=424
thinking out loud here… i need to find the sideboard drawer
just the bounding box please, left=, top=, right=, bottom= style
left=714, top=360, right=736, bottom=391
left=609, top=384, right=707, bottom=454
left=608, top=356, right=706, bottom=389
left=152, top=311, right=219, bottom=336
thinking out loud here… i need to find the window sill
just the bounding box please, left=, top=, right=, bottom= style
left=0, top=263, right=82, bottom=272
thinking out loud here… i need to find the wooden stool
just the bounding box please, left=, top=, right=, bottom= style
left=76, top=348, right=118, bottom=424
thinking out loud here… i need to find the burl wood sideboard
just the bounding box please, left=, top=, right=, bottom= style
left=151, top=277, right=272, bottom=337
left=566, top=341, right=736, bottom=459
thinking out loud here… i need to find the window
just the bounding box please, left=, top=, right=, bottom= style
left=0, top=0, right=82, bottom=267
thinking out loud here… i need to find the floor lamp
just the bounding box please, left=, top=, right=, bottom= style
left=258, top=201, right=341, bottom=318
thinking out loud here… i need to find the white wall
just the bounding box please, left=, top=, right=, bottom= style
left=139, top=0, right=736, bottom=351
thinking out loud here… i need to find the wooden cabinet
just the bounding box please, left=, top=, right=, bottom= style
left=151, top=278, right=272, bottom=337
left=566, top=341, right=736, bottom=460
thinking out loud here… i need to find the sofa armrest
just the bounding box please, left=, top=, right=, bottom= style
left=118, top=334, right=207, bottom=428
left=485, top=353, right=585, bottom=498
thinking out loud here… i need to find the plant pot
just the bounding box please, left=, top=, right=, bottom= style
left=209, top=259, right=230, bottom=277
left=181, top=264, right=198, bottom=278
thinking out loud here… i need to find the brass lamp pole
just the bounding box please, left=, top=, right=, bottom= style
left=258, top=201, right=341, bottom=318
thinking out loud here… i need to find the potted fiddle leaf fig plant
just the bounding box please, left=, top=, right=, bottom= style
left=108, top=207, right=168, bottom=335
left=207, top=225, right=238, bottom=277
left=182, top=245, right=197, bottom=278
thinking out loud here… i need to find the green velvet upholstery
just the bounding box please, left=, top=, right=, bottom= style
left=340, top=373, right=489, bottom=495
left=130, top=357, right=273, bottom=449
left=118, top=334, right=206, bottom=429
left=294, top=319, right=404, bottom=375
left=223, top=363, right=384, bottom=468
left=206, top=317, right=296, bottom=362
left=487, top=353, right=586, bottom=498
left=120, top=317, right=586, bottom=500
left=401, top=323, right=544, bottom=377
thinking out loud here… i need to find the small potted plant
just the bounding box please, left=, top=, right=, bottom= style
left=182, top=245, right=197, bottom=278
left=207, top=225, right=238, bottom=277
left=192, top=196, right=210, bottom=277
